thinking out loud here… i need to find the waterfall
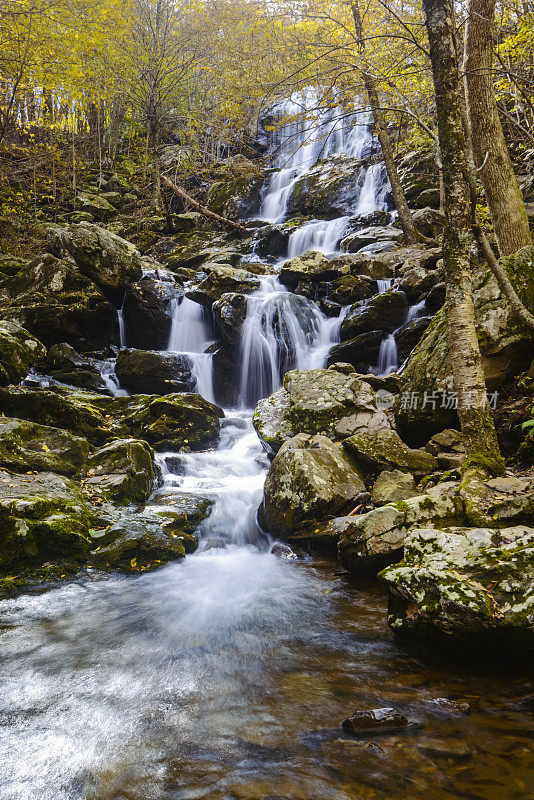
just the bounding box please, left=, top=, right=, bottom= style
left=287, top=216, right=351, bottom=258
left=356, top=163, right=390, bottom=215
left=168, top=297, right=216, bottom=402
left=375, top=299, right=427, bottom=376
left=117, top=307, right=126, bottom=348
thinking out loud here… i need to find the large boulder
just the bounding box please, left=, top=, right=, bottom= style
left=327, top=330, right=386, bottom=370
left=1, top=253, right=119, bottom=349
left=48, top=223, right=143, bottom=301
left=90, top=521, right=185, bottom=572
left=253, top=365, right=391, bottom=454
left=212, top=292, right=248, bottom=344
left=411, top=207, right=446, bottom=238
left=122, top=277, right=183, bottom=349
left=341, top=291, right=409, bottom=340
left=84, top=438, right=157, bottom=503
left=371, top=469, right=417, bottom=505
left=0, top=320, right=46, bottom=386
left=343, top=428, right=438, bottom=476
left=76, top=192, right=116, bottom=220
left=286, top=154, right=369, bottom=217
left=41, top=342, right=109, bottom=392
left=187, top=265, right=260, bottom=306
left=381, top=525, right=534, bottom=652
left=258, top=434, right=365, bottom=536
left=0, top=470, right=97, bottom=571
left=341, top=226, right=403, bottom=253
left=394, top=316, right=433, bottom=363
left=115, top=349, right=196, bottom=394
left=326, top=275, right=378, bottom=305
left=395, top=259, right=534, bottom=443
left=0, top=417, right=89, bottom=477
left=279, top=250, right=349, bottom=288
left=338, top=482, right=464, bottom=573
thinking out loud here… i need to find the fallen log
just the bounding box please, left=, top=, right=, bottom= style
left=160, top=175, right=249, bottom=237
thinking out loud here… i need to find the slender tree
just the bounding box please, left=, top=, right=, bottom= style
left=464, top=0, right=532, bottom=255
left=422, top=0, right=504, bottom=474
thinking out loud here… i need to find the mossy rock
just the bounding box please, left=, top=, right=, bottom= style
left=286, top=155, right=367, bottom=218
left=83, top=438, right=157, bottom=503
left=343, top=428, right=438, bottom=477
left=187, top=265, right=260, bottom=307
left=90, top=521, right=185, bottom=572
left=341, top=290, right=408, bottom=340
left=0, top=320, right=46, bottom=386
left=0, top=417, right=89, bottom=476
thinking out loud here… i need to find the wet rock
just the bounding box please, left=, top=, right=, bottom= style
left=381, top=525, right=534, bottom=651
left=47, top=223, right=143, bottom=302
left=115, top=348, right=196, bottom=394
left=0, top=320, right=46, bottom=386
left=212, top=292, right=248, bottom=343
left=270, top=542, right=300, bottom=560
left=0, top=253, right=119, bottom=349
left=422, top=698, right=470, bottom=716
left=372, top=469, right=417, bottom=506
left=259, top=434, right=365, bottom=536
left=91, top=521, right=185, bottom=572
left=341, top=226, right=404, bottom=253
left=341, top=291, right=409, bottom=340
left=326, top=274, right=378, bottom=305
left=255, top=226, right=290, bottom=259
left=0, top=417, right=89, bottom=477
left=0, top=470, right=97, bottom=569
left=148, top=492, right=214, bottom=552
left=343, top=428, right=438, bottom=476
left=425, top=281, right=446, bottom=311
left=84, top=438, right=157, bottom=503
left=395, top=316, right=433, bottom=363
left=327, top=330, right=387, bottom=370
left=286, top=154, right=368, bottom=217
left=338, top=482, right=463, bottom=573
left=187, top=265, right=260, bottom=306
left=342, top=707, right=410, bottom=735
left=417, top=739, right=471, bottom=760
left=398, top=266, right=441, bottom=301
left=122, top=277, right=184, bottom=349
left=41, top=342, right=108, bottom=392
left=279, top=250, right=349, bottom=288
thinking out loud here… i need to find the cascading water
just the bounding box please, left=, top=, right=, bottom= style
left=286, top=215, right=351, bottom=258
left=167, top=296, right=216, bottom=402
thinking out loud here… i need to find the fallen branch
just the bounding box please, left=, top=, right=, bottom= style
left=160, top=175, right=249, bottom=237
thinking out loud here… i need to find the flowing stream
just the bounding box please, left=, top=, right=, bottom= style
left=1, top=95, right=533, bottom=800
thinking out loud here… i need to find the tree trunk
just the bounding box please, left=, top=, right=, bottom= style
left=464, top=0, right=532, bottom=255
left=160, top=176, right=249, bottom=236
left=422, top=0, right=504, bottom=475
left=350, top=0, right=422, bottom=245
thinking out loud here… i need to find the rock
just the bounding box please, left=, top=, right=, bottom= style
left=187, top=265, right=260, bottom=306
left=255, top=225, right=290, bottom=259
left=115, top=349, right=196, bottom=394
left=0, top=387, right=223, bottom=450
left=422, top=698, right=470, bottom=716
left=0, top=320, right=46, bottom=386
left=270, top=542, right=300, bottom=560
left=76, top=192, right=116, bottom=220
left=372, top=469, right=417, bottom=505
left=343, top=428, right=438, bottom=476
left=412, top=188, right=441, bottom=209
left=91, top=522, right=185, bottom=572
left=395, top=316, right=433, bottom=363
left=327, top=330, right=387, bottom=370
left=148, top=491, right=214, bottom=552
left=0, top=417, right=89, bottom=476
left=425, top=282, right=446, bottom=312
left=212, top=292, right=248, bottom=343
left=42, top=343, right=108, bottom=392
left=48, top=223, right=143, bottom=302
left=122, top=277, right=184, bottom=349
left=253, top=366, right=390, bottom=454
left=0, top=253, right=119, bottom=349
left=341, top=291, right=409, bottom=340
left=338, top=482, right=463, bottom=573
left=425, top=428, right=465, bottom=455
left=279, top=250, right=348, bottom=288
left=342, top=708, right=410, bottom=735
left=286, top=154, right=370, bottom=217
left=258, top=434, right=365, bottom=536
left=341, top=226, right=404, bottom=253
left=326, top=274, right=378, bottom=305
left=381, top=525, right=534, bottom=652
left=0, top=255, right=28, bottom=278
left=417, top=739, right=471, bottom=760
left=0, top=470, right=97, bottom=569
left=84, top=439, right=157, bottom=503
left=398, top=266, right=441, bottom=301
left=411, top=207, right=446, bottom=238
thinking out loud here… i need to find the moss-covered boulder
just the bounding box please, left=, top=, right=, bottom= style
left=279, top=250, right=349, bottom=288
left=115, top=349, right=196, bottom=394
left=1, top=253, right=119, bottom=349
left=327, top=331, right=387, bottom=371
left=343, top=428, right=438, bottom=477
left=48, top=223, right=142, bottom=301
left=187, top=265, right=260, bottom=306
left=0, top=417, right=89, bottom=476
left=253, top=365, right=391, bottom=454
left=381, top=525, right=534, bottom=652
left=286, top=154, right=368, bottom=218
left=259, top=433, right=365, bottom=536
left=147, top=491, right=215, bottom=552
left=76, top=192, right=116, bottom=220
left=91, top=522, right=185, bottom=572
left=341, top=290, right=409, bottom=340
left=0, top=320, right=46, bottom=386
left=84, top=438, right=157, bottom=503
left=326, top=274, right=378, bottom=305
left=371, top=469, right=417, bottom=506
left=338, top=481, right=463, bottom=573
left=0, top=470, right=97, bottom=570
left=122, top=277, right=184, bottom=349
left=41, top=342, right=109, bottom=392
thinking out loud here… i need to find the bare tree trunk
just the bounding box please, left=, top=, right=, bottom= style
left=351, top=0, right=422, bottom=245
left=464, top=0, right=532, bottom=255
left=161, top=176, right=249, bottom=236
left=422, top=0, right=504, bottom=475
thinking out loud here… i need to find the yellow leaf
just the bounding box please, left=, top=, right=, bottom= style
left=130, top=557, right=137, bottom=568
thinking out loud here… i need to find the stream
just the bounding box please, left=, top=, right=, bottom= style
left=1, top=92, right=533, bottom=800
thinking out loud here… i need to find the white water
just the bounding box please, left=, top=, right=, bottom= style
left=168, top=297, right=216, bottom=402
left=375, top=298, right=428, bottom=376
left=287, top=215, right=351, bottom=258
left=117, top=307, right=126, bottom=348
left=356, top=163, right=390, bottom=215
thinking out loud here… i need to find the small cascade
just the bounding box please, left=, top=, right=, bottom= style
left=168, top=297, right=216, bottom=402
left=377, top=278, right=393, bottom=293
left=356, top=163, right=390, bottom=215
left=407, top=298, right=426, bottom=320
left=117, top=307, right=126, bottom=348
left=100, top=358, right=129, bottom=397
left=287, top=216, right=350, bottom=258
left=375, top=299, right=427, bottom=376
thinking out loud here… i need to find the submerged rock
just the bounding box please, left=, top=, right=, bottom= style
left=0, top=417, right=89, bottom=477
left=259, top=434, right=365, bottom=536
left=342, top=707, right=410, bottom=735
left=381, top=525, right=534, bottom=652
left=0, top=320, right=46, bottom=386
left=115, top=349, right=196, bottom=394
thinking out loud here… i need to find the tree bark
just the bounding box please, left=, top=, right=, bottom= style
left=351, top=0, right=422, bottom=245
left=464, top=0, right=532, bottom=255
left=422, top=0, right=504, bottom=474
left=160, top=176, right=249, bottom=236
